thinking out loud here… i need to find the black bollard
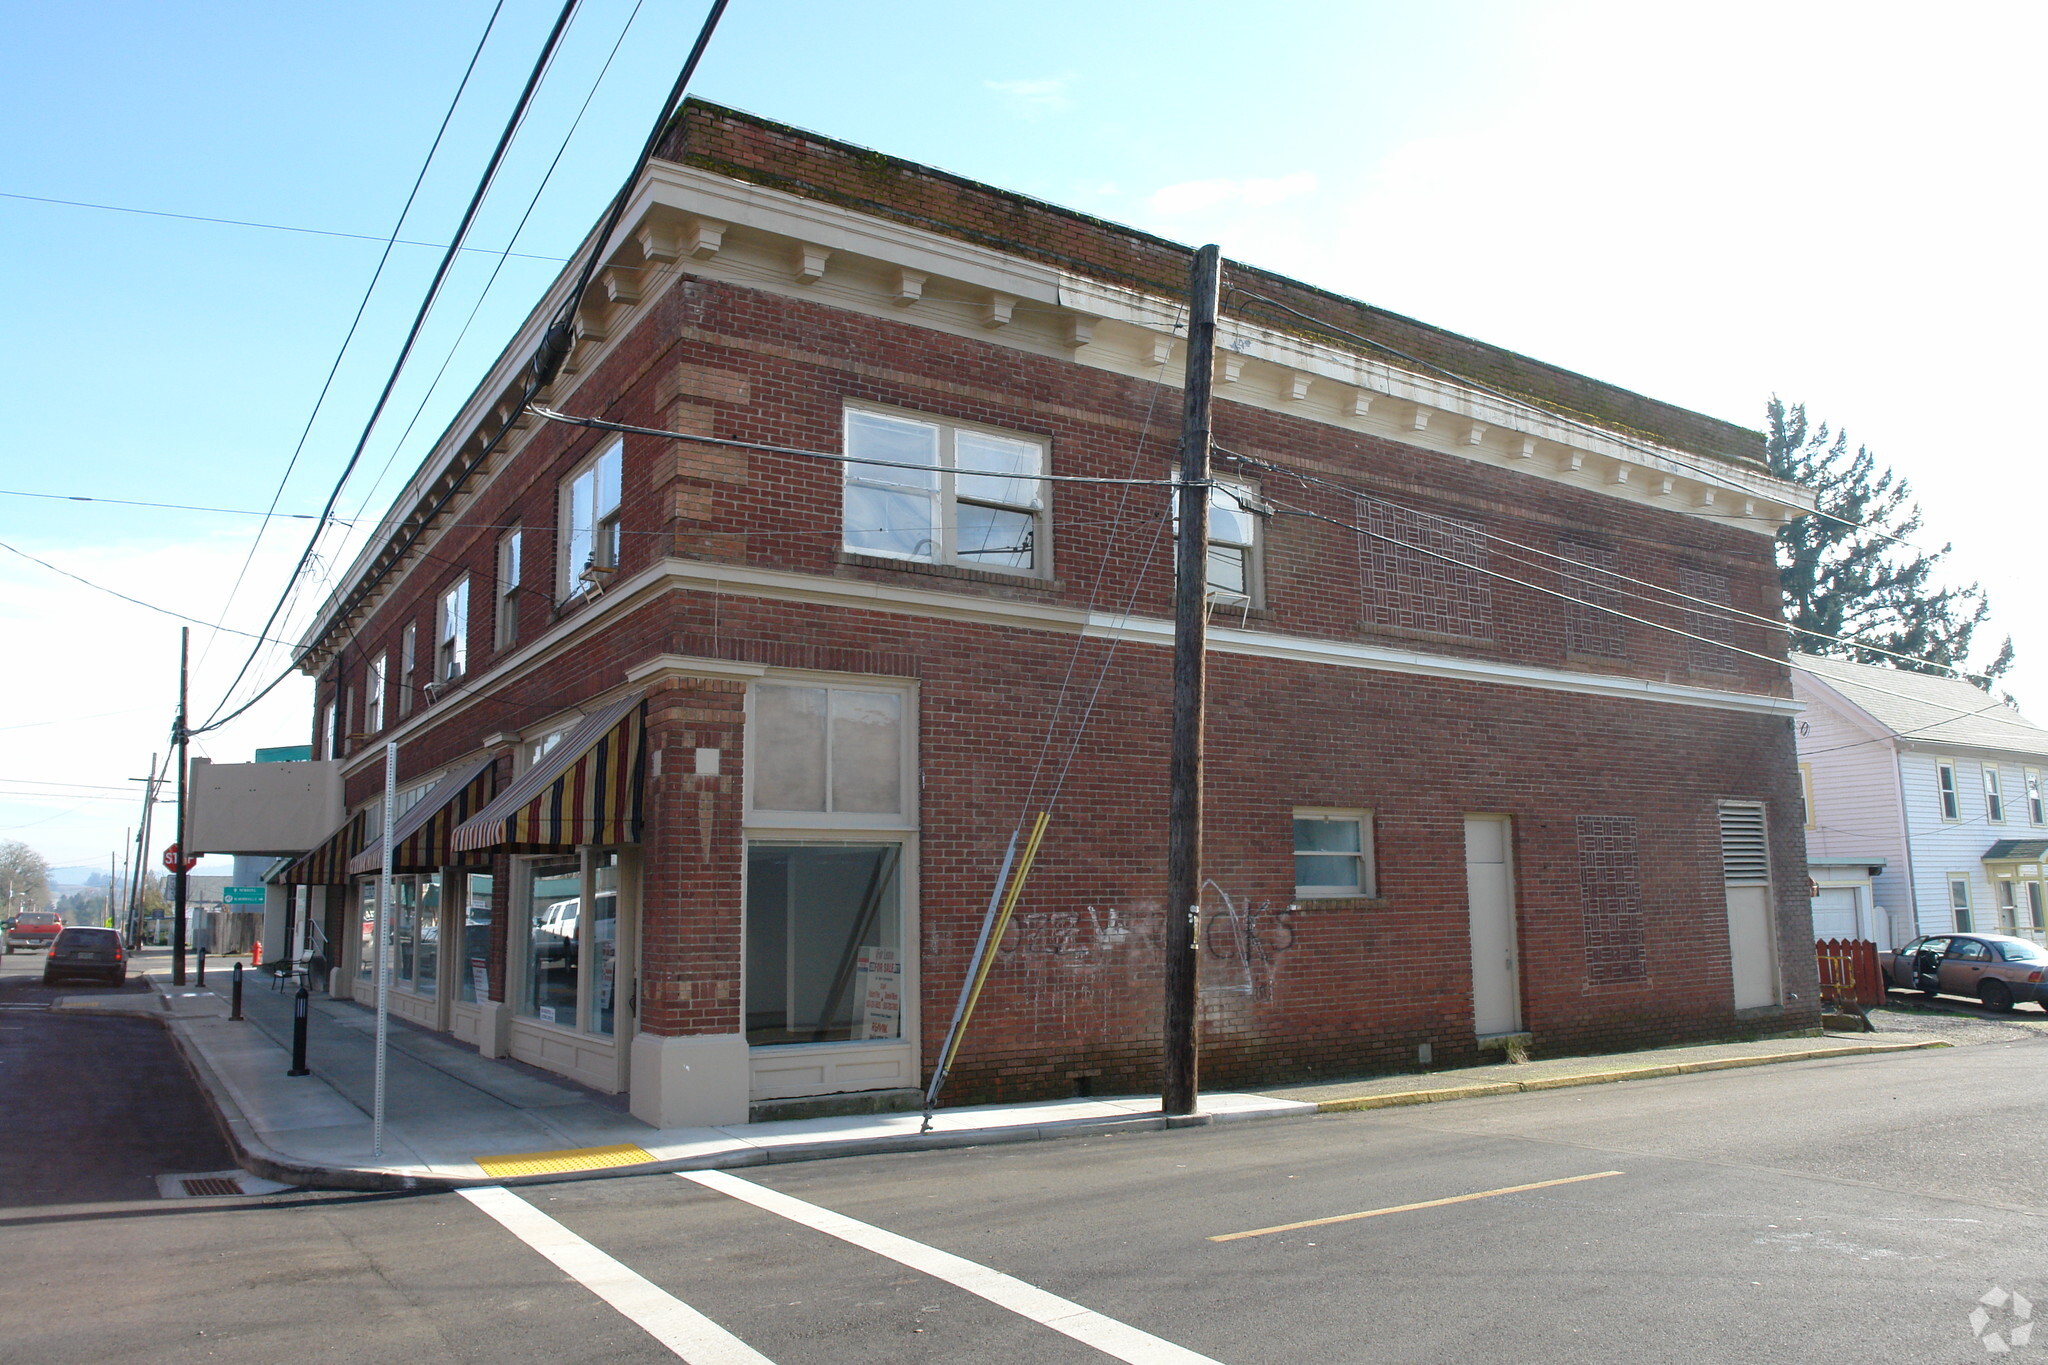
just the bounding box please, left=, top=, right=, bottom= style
left=231, top=962, right=243, bottom=1020
left=287, top=983, right=310, bottom=1076
left=196, top=949, right=206, bottom=988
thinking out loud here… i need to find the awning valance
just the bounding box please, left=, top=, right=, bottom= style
left=268, top=811, right=364, bottom=886
left=346, top=754, right=498, bottom=875
left=451, top=694, right=646, bottom=854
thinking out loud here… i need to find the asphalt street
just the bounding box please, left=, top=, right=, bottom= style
left=5, top=959, right=2047, bottom=1363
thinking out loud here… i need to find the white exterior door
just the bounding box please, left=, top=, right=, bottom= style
left=1810, top=886, right=1861, bottom=941
left=1720, top=803, right=1781, bottom=1009
left=1464, top=816, right=1522, bottom=1037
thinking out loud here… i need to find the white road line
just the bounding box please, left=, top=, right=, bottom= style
left=681, top=1169, right=1224, bottom=1365
left=456, top=1186, right=775, bottom=1365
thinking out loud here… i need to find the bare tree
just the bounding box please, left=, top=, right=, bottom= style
left=0, top=841, right=51, bottom=915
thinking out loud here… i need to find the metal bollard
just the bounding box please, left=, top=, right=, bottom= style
left=196, top=949, right=206, bottom=988
left=287, top=983, right=310, bottom=1076
left=231, top=962, right=243, bottom=1021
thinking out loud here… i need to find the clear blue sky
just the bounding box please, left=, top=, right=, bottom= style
left=5, top=1, right=2041, bottom=870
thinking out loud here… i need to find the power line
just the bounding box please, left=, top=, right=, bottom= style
left=0, top=539, right=295, bottom=644
left=197, top=0, right=513, bottom=702
left=200, top=0, right=584, bottom=732
left=0, top=189, right=567, bottom=263
left=0, top=488, right=347, bottom=522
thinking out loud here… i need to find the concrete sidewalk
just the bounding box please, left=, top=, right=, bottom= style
left=109, top=966, right=1310, bottom=1191
left=76, top=958, right=1946, bottom=1191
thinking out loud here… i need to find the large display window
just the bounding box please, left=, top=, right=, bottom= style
left=519, top=849, right=621, bottom=1037
left=745, top=843, right=902, bottom=1046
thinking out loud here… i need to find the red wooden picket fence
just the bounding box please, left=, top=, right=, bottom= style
left=1815, top=938, right=1886, bottom=1008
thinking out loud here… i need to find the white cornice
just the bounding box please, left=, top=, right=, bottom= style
left=302, top=157, right=1811, bottom=662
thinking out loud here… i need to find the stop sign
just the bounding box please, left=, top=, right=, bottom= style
left=162, top=844, right=199, bottom=873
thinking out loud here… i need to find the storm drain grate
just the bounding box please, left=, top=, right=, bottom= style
left=156, top=1170, right=292, bottom=1199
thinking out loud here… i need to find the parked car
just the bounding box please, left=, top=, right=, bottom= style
left=533, top=898, right=579, bottom=966
left=43, top=927, right=126, bottom=986
left=1879, top=933, right=2048, bottom=1012
left=4, top=911, right=63, bottom=954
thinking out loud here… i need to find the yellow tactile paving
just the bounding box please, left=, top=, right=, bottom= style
left=473, top=1143, right=655, bottom=1178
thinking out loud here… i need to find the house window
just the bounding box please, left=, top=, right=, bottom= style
left=562, top=439, right=623, bottom=596
left=1986, top=766, right=2007, bottom=824
left=436, top=579, right=469, bottom=683
left=2029, top=882, right=2045, bottom=931
left=1949, top=875, right=1974, bottom=932
left=1293, top=810, right=1374, bottom=898
left=321, top=701, right=337, bottom=760
left=745, top=843, right=902, bottom=1045
left=495, top=530, right=522, bottom=650
left=2028, top=769, right=2045, bottom=825
left=1998, top=880, right=2019, bottom=931
left=1937, top=761, right=1960, bottom=821
left=398, top=623, right=417, bottom=719
left=520, top=849, right=619, bottom=1036
left=364, top=654, right=387, bottom=734
left=1798, top=763, right=1815, bottom=830
left=842, top=407, right=1046, bottom=573
left=1175, top=476, right=1261, bottom=604
left=750, top=683, right=908, bottom=820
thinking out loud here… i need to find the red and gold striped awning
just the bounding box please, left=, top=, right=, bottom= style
left=269, top=811, right=364, bottom=887
left=451, top=694, right=645, bottom=854
left=346, top=754, right=498, bottom=875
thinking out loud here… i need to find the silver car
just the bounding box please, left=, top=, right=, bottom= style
left=1880, top=934, right=2048, bottom=1012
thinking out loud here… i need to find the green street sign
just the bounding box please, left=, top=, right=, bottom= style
left=223, top=885, right=266, bottom=905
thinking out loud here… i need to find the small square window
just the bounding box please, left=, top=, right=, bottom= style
left=1293, top=810, right=1374, bottom=898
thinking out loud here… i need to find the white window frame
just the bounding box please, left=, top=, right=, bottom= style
left=1292, top=808, right=1375, bottom=899
left=2028, top=881, right=2046, bottom=931
left=1175, top=475, right=1262, bottom=606
left=398, top=622, right=417, bottom=719
left=1798, top=763, right=1815, bottom=830
left=560, top=438, right=623, bottom=598
left=1985, top=765, right=2007, bottom=824
left=1998, top=879, right=2019, bottom=930
left=1949, top=874, right=1974, bottom=932
left=436, top=579, right=469, bottom=683
left=744, top=678, right=918, bottom=832
left=364, top=654, right=387, bottom=735
left=321, top=701, right=337, bottom=760
left=2028, top=768, right=2045, bottom=826
left=1937, top=760, right=1961, bottom=822
left=495, top=529, right=522, bottom=650
left=841, top=404, right=1049, bottom=577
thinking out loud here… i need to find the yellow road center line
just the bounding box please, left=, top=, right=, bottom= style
left=1209, top=1170, right=1626, bottom=1242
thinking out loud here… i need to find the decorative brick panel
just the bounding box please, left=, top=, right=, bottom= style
left=1679, top=566, right=1739, bottom=674
left=1362, top=498, right=1491, bottom=639
left=1560, top=539, right=1628, bottom=660
left=1576, top=816, right=1647, bottom=986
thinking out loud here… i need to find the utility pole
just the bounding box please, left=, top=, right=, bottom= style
left=174, top=627, right=190, bottom=986
left=1163, top=243, right=1220, bottom=1117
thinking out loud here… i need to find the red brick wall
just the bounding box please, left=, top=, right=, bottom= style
left=310, top=219, right=1810, bottom=1101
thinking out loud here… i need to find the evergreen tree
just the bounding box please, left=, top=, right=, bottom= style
left=1768, top=397, right=2013, bottom=689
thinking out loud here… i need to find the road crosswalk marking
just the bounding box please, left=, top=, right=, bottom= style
left=457, top=1185, right=775, bottom=1365
left=681, top=1169, right=1224, bottom=1365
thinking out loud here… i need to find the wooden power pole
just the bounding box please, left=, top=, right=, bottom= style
left=1163, top=243, right=1221, bottom=1116
left=173, top=627, right=190, bottom=986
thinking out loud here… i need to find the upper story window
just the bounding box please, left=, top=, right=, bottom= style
left=437, top=579, right=469, bottom=683
left=1798, top=763, right=1815, bottom=830
left=1294, top=809, right=1374, bottom=898
left=2029, top=768, right=2045, bottom=825
left=562, top=439, right=622, bottom=597
left=749, top=681, right=912, bottom=826
left=1937, top=760, right=1960, bottom=821
left=1986, top=765, right=2007, bottom=824
left=496, top=530, right=523, bottom=650
left=398, top=622, right=417, bottom=719
left=842, top=407, right=1045, bottom=574
left=365, top=653, right=387, bottom=734
left=321, top=700, right=338, bottom=760
left=1174, top=477, right=1262, bottom=605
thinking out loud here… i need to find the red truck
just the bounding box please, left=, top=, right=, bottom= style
left=4, top=911, right=63, bottom=954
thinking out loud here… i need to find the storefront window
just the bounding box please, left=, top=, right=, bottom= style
left=525, top=859, right=581, bottom=1027
left=593, top=853, right=618, bottom=1036
left=356, top=881, right=376, bottom=979
left=415, top=874, right=440, bottom=998
left=396, top=878, right=418, bottom=984
left=461, top=873, right=492, bottom=1004
left=745, top=843, right=902, bottom=1046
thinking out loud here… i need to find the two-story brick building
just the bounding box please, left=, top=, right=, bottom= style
left=273, top=101, right=1818, bottom=1129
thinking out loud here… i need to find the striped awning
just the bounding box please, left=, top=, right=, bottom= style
left=345, top=754, right=498, bottom=875
left=268, top=811, right=364, bottom=886
left=451, top=694, right=646, bottom=853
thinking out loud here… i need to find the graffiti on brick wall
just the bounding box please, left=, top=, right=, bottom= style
left=1200, top=881, right=1295, bottom=1003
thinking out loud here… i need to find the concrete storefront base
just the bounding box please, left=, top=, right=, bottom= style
left=630, top=1030, right=749, bottom=1128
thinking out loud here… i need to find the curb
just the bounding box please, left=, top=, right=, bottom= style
left=1304, top=1039, right=1951, bottom=1113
